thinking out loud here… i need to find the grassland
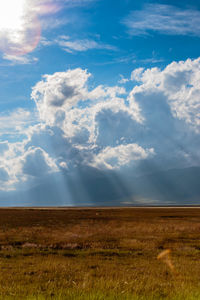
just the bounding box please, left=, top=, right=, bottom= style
left=0, top=207, right=199, bottom=299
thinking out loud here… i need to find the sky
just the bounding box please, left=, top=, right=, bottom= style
left=0, top=0, right=200, bottom=206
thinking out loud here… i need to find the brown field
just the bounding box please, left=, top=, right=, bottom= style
left=0, top=207, right=199, bottom=299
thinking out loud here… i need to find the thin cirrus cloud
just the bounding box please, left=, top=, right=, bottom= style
left=2, top=54, right=38, bottom=65
left=57, top=36, right=117, bottom=53
left=123, top=4, right=200, bottom=37
left=61, top=0, right=96, bottom=7
left=0, top=108, right=37, bottom=138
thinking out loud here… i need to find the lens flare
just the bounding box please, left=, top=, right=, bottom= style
left=0, top=0, right=41, bottom=56
left=157, top=249, right=176, bottom=273
left=0, top=0, right=25, bottom=30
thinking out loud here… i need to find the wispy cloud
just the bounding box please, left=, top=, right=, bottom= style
left=0, top=108, right=37, bottom=138
left=62, top=0, right=96, bottom=8
left=123, top=4, right=200, bottom=37
left=96, top=53, right=163, bottom=67
left=2, top=54, right=38, bottom=65
left=56, top=36, right=116, bottom=53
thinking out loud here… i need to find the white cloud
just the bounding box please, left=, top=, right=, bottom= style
left=39, top=37, right=54, bottom=46
left=0, top=142, right=24, bottom=190
left=132, top=57, right=164, bottom=65
left=0, top=167, right=9, bottom=182
left=31, top=68, right=91, bottom=124
left=0, top=140, right=58, bottom=190
left=0, top=142, right=9, bottom=154
left=57, top=36, right=116, bottom=53
left=31, top=68, right=129, bottom=145
left=63, top=0, right=95, bottom=6
left=131, top=68, right=144, bottom=82
left=0, top=59, right=200, bottom=191
left=21, top=147, right=58, bottom=177
left=0, top=108, right=37, bottom=137
left=123, top=4, right=200, bottom=37
left=90, top=144, right=155, bottom=170
left=61, top=94, right=134, bottom=145
left=47, top=0, right=95, bottom=8
left=118, top=75, right=129, bottom=84
left=129, top=57, right=200, bottom=132
left=2, top=54, right=38, bottom=65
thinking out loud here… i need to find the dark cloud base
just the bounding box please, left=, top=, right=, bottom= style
left=0, top=166, right=199, bottom=207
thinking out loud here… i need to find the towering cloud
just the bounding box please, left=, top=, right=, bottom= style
left=0, top=57, right=199, bottom=206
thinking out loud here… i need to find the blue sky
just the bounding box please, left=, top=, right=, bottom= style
left=0, top=0, right=200, bottom=206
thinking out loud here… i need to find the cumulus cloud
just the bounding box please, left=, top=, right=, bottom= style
left=131, top=68, right=144, bottom=82
left=129, top=58, right=200, bottom=132
left=21, top=147, right=58, bottom=177
left=90, top=144, right=155, bottom=170
left=0, top=142, right=9, bottom=155
left=123, top=4, right=200, bottom=37
left=31, top=68, right=128, bottom=145
left=0, top=168, right=9, bottom=182
left=0, top=144, right=20, bottom=190
left=0, top=141, right=58, bottom=190
left=31, top=68, right=91, bottom=124
left=0, top=57, right=200, bottom=193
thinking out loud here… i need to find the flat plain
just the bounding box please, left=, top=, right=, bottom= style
left=0, top=207, right=199, bottom=299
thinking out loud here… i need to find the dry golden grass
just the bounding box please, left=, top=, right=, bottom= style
left=0, top=207, right=199, bottom=299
